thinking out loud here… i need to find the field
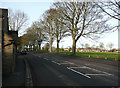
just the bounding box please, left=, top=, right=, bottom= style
left=55, top=51, right=120, bottom=61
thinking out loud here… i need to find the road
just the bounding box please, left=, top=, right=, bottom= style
left=23, top=52, right=119, bottom=87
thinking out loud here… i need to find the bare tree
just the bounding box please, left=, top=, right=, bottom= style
left=54, top=1, right=111, bottom=55
left=20, top=21, right=47, bottom=51
left=8, top=9, right=28, bottom=31
left=96, top=0, right=120, bottom=31
left=91, top=44, right=95, bottom=49
left=81, top=43, right=84, bottom=48
left=42, top=9, right=56, bottom=52
left=50, top=8, right=70, bottom=53
left=96, top=0, right=120, bottom=21
left=99, top=42, right=104, bottom=50
left=85, top=43, right=89, bottom=49
left=107, top=42, right=114, bottom=50
left=29, top=21, right=47, bottom=51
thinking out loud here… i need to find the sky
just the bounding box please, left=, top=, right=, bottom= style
left=0, top=1, right=118, bottom=49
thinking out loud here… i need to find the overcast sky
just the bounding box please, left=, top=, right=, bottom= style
left=0, top=1, right=118, bottom=49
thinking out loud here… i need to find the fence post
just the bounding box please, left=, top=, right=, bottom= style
left=97, top=55, right=99, bottom=58
left=115, top=57, right=117, bottom=61
left=105, top=55, right=107, bottom=60
left=89, top=55, right=90, bottom=58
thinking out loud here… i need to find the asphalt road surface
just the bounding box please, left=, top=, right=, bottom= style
left=23, top=52, right=120, bottom=87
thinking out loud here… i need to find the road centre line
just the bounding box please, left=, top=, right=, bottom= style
left=67, top=67, right=91, bottom=79
left=51, top=61, right=61, bottom=65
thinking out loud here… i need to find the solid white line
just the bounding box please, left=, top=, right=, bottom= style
left=84, top=66, right=113, bottom=76
left=67, top=67, right=91, bottom=79
left=86, top=74, right=112, bottom=76
left=51, top=61, right=61, bottom=65
left=60, top=62, right=74, bottom=65
left=100, top=71, right=113, bottom=75
left=69, top=66, right=87, bottom=69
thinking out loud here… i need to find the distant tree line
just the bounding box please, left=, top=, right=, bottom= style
left=81, top=42, right=114, bottom=51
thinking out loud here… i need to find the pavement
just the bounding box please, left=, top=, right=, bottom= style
left=2, top=55, right=25, bottom=88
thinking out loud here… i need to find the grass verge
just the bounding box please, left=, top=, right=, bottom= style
left=52, top=51, right=119, bottom=61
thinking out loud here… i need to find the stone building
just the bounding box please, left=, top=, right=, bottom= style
left=0, top=8, right=18, bottom=75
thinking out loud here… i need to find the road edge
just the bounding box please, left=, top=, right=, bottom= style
left=24, top=58, right=33, bottom=88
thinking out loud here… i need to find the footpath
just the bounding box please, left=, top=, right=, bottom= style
left=2, top=55, right=25, bottom=88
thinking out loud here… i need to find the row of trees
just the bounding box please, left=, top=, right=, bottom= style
left=9, top=0, right=119, bottom=55
left=81, top=42, right=114, bottom=50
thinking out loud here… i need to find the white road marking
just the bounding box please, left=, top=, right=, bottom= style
left=60, top=62, right=74, bottom=65
left=84, top=66, right=113, bottom=76
left=51, top=61, right=61, bottom=65
left=86, top=74, right=112, bottom=76
left=67, top=67, right=91, bottom=79
left=69, top=66, right=87, bottom=69
left=68, top=66, right=113, bottom=76
left=33, top=55, right=113, bottom=77
left=64, top=61, right=74, bottom=64
left=85, top=64, right=90, bottom=65
left=44, top=58, right=49, bottom=60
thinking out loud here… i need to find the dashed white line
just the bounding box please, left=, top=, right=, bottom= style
left=67, top=67, right=91, bottom=79
left=43, top=58, right=49, bottom=60
left=51, top=61, right=61, bottom=65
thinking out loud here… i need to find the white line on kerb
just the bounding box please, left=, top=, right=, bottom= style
left=67, top=67, right=91, bottom=79
left=51, top=61, right=61, bottom=65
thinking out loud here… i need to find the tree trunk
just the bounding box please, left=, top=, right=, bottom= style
left=38, top=44, right=41, bottom=51
left=72, top=38, right=76, bottom=55
left=49, top=37, right=53, bottom=53
left=57, top=40, right=60, bottom=53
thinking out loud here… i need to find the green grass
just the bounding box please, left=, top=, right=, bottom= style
left=54, top=51, right=119, bottom=61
